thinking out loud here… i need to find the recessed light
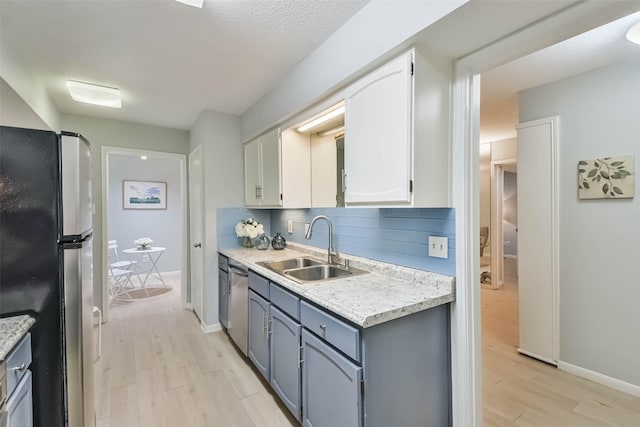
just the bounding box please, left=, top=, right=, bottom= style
left=626, top=21, right=640, bottom=45
left=140, top=155, right=148, bottom=160
left=175, top=0, right=204, bottom=8
left=66, top=80, right=121, bottom=108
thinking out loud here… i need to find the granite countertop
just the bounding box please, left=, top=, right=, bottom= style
left=219, top=242, right=455, bottom=328
left=0, top=315, right=35, bottom=361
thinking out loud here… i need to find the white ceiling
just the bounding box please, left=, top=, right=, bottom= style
left=0, top=0, right=368, bottom=130
left=480, top=10, right=640, bottom=143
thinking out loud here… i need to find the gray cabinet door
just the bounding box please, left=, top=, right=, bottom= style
left=7, top=370, right=33, bottom=427
left=248, top=290, right=270, bottom=381
left=218, top=268, right=228, bottom=328
left=301, top=329, right=362, bottom=427
left=270, top=306, right=302, bottom=421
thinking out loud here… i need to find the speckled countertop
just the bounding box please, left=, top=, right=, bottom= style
left=219, top=242, right=455, bottom=328
left=0, top=315, right=35, bottom=361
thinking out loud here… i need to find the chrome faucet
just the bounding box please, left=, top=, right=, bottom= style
left=305, top=215, right=339, bottom=264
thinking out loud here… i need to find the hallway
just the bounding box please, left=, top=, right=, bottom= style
left=481, top=259, right=640, bottom=426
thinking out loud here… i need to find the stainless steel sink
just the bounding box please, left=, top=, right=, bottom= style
left=258, top=257, right=324, bottom=273
left=257, top=256, right=368, bottom=283
left=285, top=264, right=354, bottom=282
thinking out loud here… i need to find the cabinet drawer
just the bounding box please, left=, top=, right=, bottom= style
left=269, top=284, right=299, bottom=321
left=249, top=271, right=270, bottom=299
left=218, top=254, right=228, bottom=271
left=300, top=302, right=360, bottom=362
left=6, top=333, right=31, bottom=398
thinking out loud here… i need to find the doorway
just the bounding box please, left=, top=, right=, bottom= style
left=101, top=147, right=188, bottom=322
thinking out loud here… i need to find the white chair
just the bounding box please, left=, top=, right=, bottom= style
left=108, top=240, right=136, bottom=270
left=107, top=249, right=136, bottom=300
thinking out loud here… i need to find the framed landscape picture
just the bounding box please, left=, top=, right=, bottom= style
left=123, top=180, right=167, bottom=209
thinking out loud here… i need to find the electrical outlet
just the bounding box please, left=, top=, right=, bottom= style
left=428, top=236, right=448, bottom=259
left=504, top=240, right=511, bottom=247
left=142, top=254, right=149, bottom=262
left=287, top=220, right=293, bottom=234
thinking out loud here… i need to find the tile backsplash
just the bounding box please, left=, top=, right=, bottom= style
left=217, top=207, right=455, bottom=276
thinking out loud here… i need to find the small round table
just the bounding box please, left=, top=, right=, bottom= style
left=122, top=246, right=167, bottom=289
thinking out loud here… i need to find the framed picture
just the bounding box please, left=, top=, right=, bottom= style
left=578, top=155, right=634, bottom=200
left=123, top=180, right=167, bottom=209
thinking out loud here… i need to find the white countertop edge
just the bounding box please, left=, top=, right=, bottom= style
left=219, top=243, right=455, bottom=328
left=0, top=314, right=35, bottom=361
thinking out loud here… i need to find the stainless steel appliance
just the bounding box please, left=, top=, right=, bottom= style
left=0, top=126, right=95, bottom=427
left=227, top=262, right=249, bottom=356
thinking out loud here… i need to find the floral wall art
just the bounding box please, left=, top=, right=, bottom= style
left=578, top=155, right=634, bottom=199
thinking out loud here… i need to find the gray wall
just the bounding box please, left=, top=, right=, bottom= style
left=189, top=110, right=243, bottom=326
left=108, top=153, right=182, bottom=272
left=61, top=113, right=189, bottom=311
left=519, top=57, right=640, bottom=387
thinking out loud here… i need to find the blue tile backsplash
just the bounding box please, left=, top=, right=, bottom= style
left=217, top=207, right=455, bottom=276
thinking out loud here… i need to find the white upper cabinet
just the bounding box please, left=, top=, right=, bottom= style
left=243, top=128, right=311, bottom=208
left=345, top=51, right=413, bottom=205
left=344, top=48, right=451, bottom=207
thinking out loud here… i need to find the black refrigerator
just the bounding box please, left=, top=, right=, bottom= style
left=0, top=126, right=95, bottom=427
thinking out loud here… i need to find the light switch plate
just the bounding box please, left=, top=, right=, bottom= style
left=428, top=236, right=448, bottom=259
left=287, top=220, right=293, bottom=234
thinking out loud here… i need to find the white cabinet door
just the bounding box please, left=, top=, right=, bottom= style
left=259, top=128, right=282, bottom=207
left=345, top=51, right=413, bottom=204
left=244, top=138, right=261, bottom=206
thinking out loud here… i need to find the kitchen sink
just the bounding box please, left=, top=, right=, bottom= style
left=257, top=256, right=368, bottom=283
left=258, top=257, right=324, bottom=273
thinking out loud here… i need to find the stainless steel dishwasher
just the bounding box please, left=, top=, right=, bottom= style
left=227, top=262, right=249, bottom=356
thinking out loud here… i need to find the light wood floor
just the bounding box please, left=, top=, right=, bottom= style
left=94, top=268, right=640, bottom=427
left=94, top=273, right=298, bottom=427
left=482, top=258, right=640, bottom=426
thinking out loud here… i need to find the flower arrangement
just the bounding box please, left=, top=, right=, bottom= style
left=134, top=237, right=153, bottom=249
left=235, top=218, right=264, bottom=239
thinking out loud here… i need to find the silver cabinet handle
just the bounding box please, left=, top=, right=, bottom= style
left=263, top=313, right=268, bottom=334
left=298, top=344, right=304, bottom=368
left=319, top=324, right=327, bottom=336
left=11, top=363, right=26, bottom=372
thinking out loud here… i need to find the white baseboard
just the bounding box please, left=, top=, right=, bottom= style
left=558, top=361, right=640, bottom=398
left=517, top=348, right=558, bottom=366
left=201, top=322, right=222, bottom=334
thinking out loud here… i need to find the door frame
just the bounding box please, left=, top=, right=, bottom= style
left=487, top=158, right=517, bottom=290
left=449, top=2, right=637, bottom=425
left=188, top=145, right=204, bottom=319
left=101, top=146, right=188, bottom=322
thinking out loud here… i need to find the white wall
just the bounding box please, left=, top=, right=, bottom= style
left=502, top=171, right=517, bottom=257
left=241, top=0, right=467, bottom=141
left=189, top=110, right=243, bottom=327
left=108, top=153, right=182, bottom=272
left=0, top=78, right=50, bottom=130
left=519, top=57, right=640, bottom=387
left=62, top=113, right=189, bottom=310
left=479, top=143, right=491, bottom=231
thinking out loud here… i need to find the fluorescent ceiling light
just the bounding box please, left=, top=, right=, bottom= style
left=626, top=21, right=640, bottom=45
left=297, top=105, right=345, bottom=133
left=175, top=0, right=204, bottom=8
left=66, top=80, right=121, bottom=108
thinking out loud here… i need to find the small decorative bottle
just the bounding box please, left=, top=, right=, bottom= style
left=271, top=232, right=286, bottom=250
left=254, top=234, right=270, bottom=250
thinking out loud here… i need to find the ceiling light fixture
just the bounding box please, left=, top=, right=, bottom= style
left=66, top=80, right=121, bottom=108
left=140, top=155, right=148, bottom=160
left=626, top=21, right=640, bottom=45
left=175, top=0, right=204, bottom=8
left=297, top=105, right=345, bottom=133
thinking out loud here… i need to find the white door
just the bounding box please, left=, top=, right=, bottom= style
left=189, top=146, right=204, bottom=320
left=516, top=117, right=559, bottom=364
left=344, top=51, right=413, bottom=204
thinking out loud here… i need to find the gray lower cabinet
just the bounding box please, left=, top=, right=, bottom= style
left=6, top=370, right=33, bottom=427
left=248, top=290, right=270, bottom=380
left=218, top=267, right=229, bottom=328
left=301, top=329, right=362, bottom=427
left=269, top=305, right=302, bottom=421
